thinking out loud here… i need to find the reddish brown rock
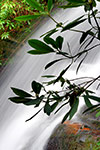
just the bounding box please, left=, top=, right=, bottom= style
left=45, top=120, right=100, bottom=150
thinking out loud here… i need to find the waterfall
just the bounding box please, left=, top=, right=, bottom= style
left=0, top=5, right=100, bottom=150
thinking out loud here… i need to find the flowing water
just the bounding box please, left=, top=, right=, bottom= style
left=0, top=5, right=100, bottom=150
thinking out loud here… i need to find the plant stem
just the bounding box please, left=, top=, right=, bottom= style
left=48, top=13, right=63, bottom=27
left=48, top=13, right=59, bottom=24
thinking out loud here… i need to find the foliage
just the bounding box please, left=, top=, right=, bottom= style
left=0, top=0, right=50, bottom=66
left=9, top=0, right=100, bottom=123
left=0, top=0, right=48, bottom=40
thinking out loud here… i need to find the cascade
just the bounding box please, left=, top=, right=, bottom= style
left=0, top=5, right=100, bottom=150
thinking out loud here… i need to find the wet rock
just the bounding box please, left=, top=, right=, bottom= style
left=45, top=120, right=100, bottom=150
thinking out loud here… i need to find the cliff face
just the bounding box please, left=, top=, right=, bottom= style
left=45, top=112, right=100, bottom=150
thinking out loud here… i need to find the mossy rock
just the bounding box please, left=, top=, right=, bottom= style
left=45, top=121, right=100, bottom=150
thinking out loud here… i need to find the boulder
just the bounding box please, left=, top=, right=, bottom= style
left=45, top=116, right=100, bottom=150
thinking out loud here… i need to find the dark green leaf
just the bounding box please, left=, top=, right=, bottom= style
left=83, top=95, right=93, bottom=107
left=83, top=104, right=100, bottom=114
left=54, top=63, right=72, bottom=83
left=48, top=0, right=53, bottom=12
left=28, top=50, right=53, bottom=55
left=15, top=15, right=41, bottom=21
left=25, top=108, right=42, bottom=122
left=88, top=13, right=92, bottom=25
left=76, top=53, right=88, bottom=73
left=26, top=0, right=44, bottom=12
left=11, top=87, right=32, bottom=97
left=25, top=99, right=40, bottom=105
left=98, top=30, right=100, bottom=40
left=91, top=107, right=100, bottom=113
left=34, top=95, right=44, bottom=107
left=9, top=97, right=32, bottom=104
left=69, top=98, right=79, bottom=120
left=44, top=103, right=52, bottom=115
left=59, top=2, right=85, bottom=9
left=45, top=58, right=64, bottom=70
left=56, top=36, right=64, bottom=50
left=40, top=28, right=58, bottom=38
left=44, top=36, right=58, bottom=49
left=60, top=77, right=65, bottom=87
left=51, top=102, right=58, bottom=111
left=80, top=31, right=89, bottom=44
left=66, top=79, right=71, bottom=85
left=61, top=110, right=71, bottom=123
left=31, top=81, right=42, bottom=94
left=87, top=95, right=100, bottom=102
left=28, top=39, right=54, bottom=54
left=62, top=16, right=86, bottom=32
left=51, top=94, right=63, bottom=101
left=42, top=75, right=55, bottom=78
left=24, top=96, right=44, bottom=106
left=43, top=79, right=56, bottom=85
left=85, top=90, right=95, bottom=94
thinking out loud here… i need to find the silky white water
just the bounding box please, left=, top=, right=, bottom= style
left=0, top=5, right=100, bottom=150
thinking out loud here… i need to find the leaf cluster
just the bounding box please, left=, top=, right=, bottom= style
left=9, top=0, right=100, bottom=122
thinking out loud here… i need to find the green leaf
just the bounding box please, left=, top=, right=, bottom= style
left=25, top=108, right=42, bottom=122
left=80, top=31, right=89, bottom=44
left=51, top=102, right=58, bottom=112
left=43, top=79, right=56, bottom=85
left=88, top=13, right=92, bottom=25
left=83, top=95, right=93, bottom=107
left=24, top=96, right=44, bottom=106
left=48, top=0, right=53, bottom=12
left=96, top=111, right=100, bottom=117
left=62, top=110, right=71, bottom=123
left=11, top=87, right=32, bottom=97
left=59, top=2, right=85, bottom=9
left=31, top=81, right=42, bottom=94
left=76, top=53, right=87, bottom=73
left=56, top=36, right=64, bottom=50
left=42, top=75, right=55, bottom=78
left=26, top=0, right=44, bottom=12
left=62, top=16, right=86, bottom=32
left=60, top=77, right=65, bottom=87
left=67, top=0, right=85, bottom=3
left=54, top=63, right=72, bottom=83
left=44, top=36, right=58, bottom=49
left=9, top=97, right=32, bottom=104
left=44, top=102, right=52, bottom=115
left=83, top=104, right=100, bottom=114
left=28, top=39, right=54, bottom=54
left=40, top=28, right=58, bottom=38
left=85, top=90, right=95, bottom=94
left=15, top=15, right=41, bottom=21
left=51, top=93, right=63, bottom=101
left=45, top=58, right=64, bottom=70
left=28, top=50, right=53, bottom=55
left=69, top=98, right=79, bottom=120
left=88, top=95, right=100, bottom=102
